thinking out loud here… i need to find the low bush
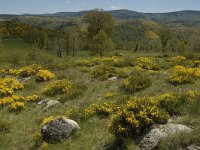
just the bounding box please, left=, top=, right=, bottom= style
left=36, top=69, right=55, bottom=81
left=43, top=79, right=72, bottom=96
left=90, top=65, right=117, bottom=80
left=9, top=102, right=25, bottom=111
left=154, top=93, right=184, bottom=115
left=168, top=66, right=200, bottom=84
left=84, top=102, right=118, bottom=118
left=0, top=64, right=42, bottom=77
left=0, top=78, right=24, bottom=97
left=136, top=57, right=159, bottom=71
left=32, top=131, right=48, bottom=149
left=0, top=95, right=24, bottom=106
left=109, top=97, right=169, bottom=138
left=120, top=71, right=152, bottom=94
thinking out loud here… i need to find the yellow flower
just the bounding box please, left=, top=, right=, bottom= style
left=36, top=69, right=55, bottom=81
left=9, top=102, right=25, bottom=111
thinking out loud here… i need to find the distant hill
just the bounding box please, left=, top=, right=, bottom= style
left=1, top=9, right=200, bottom=26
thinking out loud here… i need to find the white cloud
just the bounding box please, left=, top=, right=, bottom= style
left=65, top=0, right=71, bottom=4
left=110, top=6, right=122, bottom=10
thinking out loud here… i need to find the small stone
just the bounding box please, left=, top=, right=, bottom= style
left=108, top=77, right=118, bottom=81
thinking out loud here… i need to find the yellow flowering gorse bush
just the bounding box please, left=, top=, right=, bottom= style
left=90, top=65, right=117, bottom=80
left=43, top=79, right=72, bottom=96
left=0, top=78, right=24, bottom=97
left=41, top=116, right=55, bottom=126
left=0, top=64, right=42, bottom=77
left=25, top=95, right=39, bottom=102
left=36, top=69, right=55, bottom=81
left=9, top=102, right=25, bottom=111
left=169, top=56, right=186, bottom=62
left=109, top=96, right=169, bottom=138
left=84, top=102, right=118, bottom=118
left=0, top=94, right=40, bottom=107
left=169, top=66, right=200, bottom=84
left=0, top=95, right=24, bottom=106
left=136, top=57, right=159, bottom=71
left=104, top=92, right=116, bottom=98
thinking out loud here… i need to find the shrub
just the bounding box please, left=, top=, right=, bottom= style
left=0, top=78, right=24, bottom=97
left=0, top=95, right=24, bottom=106
left=0, top=64, right=42, bottom=77
left=104, top=92, right=116, bottom=99
left=9, top=102, right=25, bottom=111
left=32, top=132, right=43, bottom=147
left=65, top=108, right=85, bottom=121
left=90, top=65, right=117, bottom=80
left=85, top=102, right=118, bottom=118
left=41, top=116, right=55, bottom=126
left=109, top=97, right=168, bottom=138
left=193, top=60, right=200, bottom=67
left=136, top=57, right=159, bottom=71
left=43, top=79, right=72, bottom=96
left=40, top=142, right=48, bottom=150
left=154, top=93, right=184, bottom=115
left=36, top=69, right=55, bottom=81
left=168, top=66, right=200, bottom=84
left=61, top=83, right=87, bottom=101
left=169, top=56, right=186, bottom=62
left=25, top=95, right=40, bottom=102
left=76, top=59, right=96, bottom=67
left=120, top=72, right=152, bottom=94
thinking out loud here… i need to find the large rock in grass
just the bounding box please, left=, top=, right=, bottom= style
left=41, top=116, right=80, bottom=143
left=187, top=145, right=200, bottom=150
left=139, top=123, right=193, bottom=150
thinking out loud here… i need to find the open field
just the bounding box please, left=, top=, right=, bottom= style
left=0, top=40, right=200, bottom=150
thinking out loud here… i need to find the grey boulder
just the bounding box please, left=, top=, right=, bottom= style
left=41, top=116, right=80, bottom=143
left=139, top=123, right=193, bottom=150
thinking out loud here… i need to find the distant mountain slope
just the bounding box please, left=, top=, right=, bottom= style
left=1, top=9, right=200, bottom=26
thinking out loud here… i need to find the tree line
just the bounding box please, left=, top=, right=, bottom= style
left=1, top=10, right=200, bottom=57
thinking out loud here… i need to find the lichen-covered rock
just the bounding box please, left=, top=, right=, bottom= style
left=187, top=145, right=200, bottom=150
left=41, top=116, right=80, bottom=143
left=37, top=99, right=61, bottom=109
left=139, top=123, right=193, bottom=150
left=108, top=76, right=118, bottom=81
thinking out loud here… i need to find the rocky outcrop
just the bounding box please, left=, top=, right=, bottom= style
left=139, top=123, right=193, bottom=150
left=41, top=116, right=80, bottom=143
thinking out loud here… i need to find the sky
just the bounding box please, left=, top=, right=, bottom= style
left=0, top=0, right=200, bottom=15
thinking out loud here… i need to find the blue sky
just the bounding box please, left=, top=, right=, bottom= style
left=0, top=0, right=200, bottom=14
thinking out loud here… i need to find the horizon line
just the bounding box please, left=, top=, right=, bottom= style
left=0, top=9, right=200, bottom=16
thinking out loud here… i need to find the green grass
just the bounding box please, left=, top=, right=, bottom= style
left=1, top=39, right=200, bottom=150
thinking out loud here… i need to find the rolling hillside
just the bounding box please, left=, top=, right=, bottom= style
left=0, top=9, right=200, bottom=26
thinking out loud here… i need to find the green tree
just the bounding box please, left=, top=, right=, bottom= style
left=158, top=27, right=172, bottom=53
left=84, top=10, right=115, bottom=39
left=64, top=26, right=80, bottom=57
left=90, top=30, right=114, bottom=56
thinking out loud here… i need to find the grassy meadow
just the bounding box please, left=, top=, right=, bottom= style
left=0, top=40, right=200, bottom=150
